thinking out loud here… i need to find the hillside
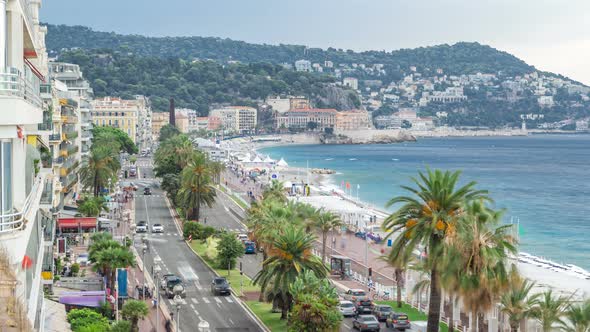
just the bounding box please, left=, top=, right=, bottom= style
left=46, top=24, right=534, bottom=78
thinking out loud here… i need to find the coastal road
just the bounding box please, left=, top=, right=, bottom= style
left=133, top=156, right=264, bottom=332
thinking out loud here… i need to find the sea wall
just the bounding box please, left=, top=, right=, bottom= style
left=326, top=129, right=416, bottom=144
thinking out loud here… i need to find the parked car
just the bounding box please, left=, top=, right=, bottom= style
left=354, top=231, right=367, bottom=240
left=211, top=277, right=231, bottom=296
left=244, top=241, right=256, bottom=254
left=366, top=233, right=382, bottom=244
left=152, top=223, right=164, bottom=233
left=144, top=187, right=152, bottom=195
left=372, top=304, right=393, bottom=322
left=338, top=300, right=356, bottom=317
left=352, top=315, right=380, bottom=332
left=385, top=312, right=411, bottom=331
left=160, top=274, right=176, bottom=290
left=354, top=298, right=374, bottom=315
left=76, top=253, right=89, bottom=267
left=164, top=276, right=186, bottom=299
left=236, top=233, right=249, bottom=242
left=345, top=289, right=368, bottom=302
left=136, top=221, right=148, bottom=233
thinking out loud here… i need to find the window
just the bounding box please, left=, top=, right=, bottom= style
left=1, top=141, right=13, bottom=224
left=109, top=120, right=112, bottom=126
left=102, top=120, right=106, bottom=126
left=128, top=119, right=131, bottom=126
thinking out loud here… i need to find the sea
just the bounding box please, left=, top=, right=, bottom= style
left=260, top=134, right=590, bottom=270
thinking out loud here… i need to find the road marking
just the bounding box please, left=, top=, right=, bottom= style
left=214, top=297, right=222, bottom=303
left=343, top=323, right=351, bottom=329
left=226, top=297, right=233, bottom=303
left=229, top=318, right=234, bottom=325
left=191, top=298, right=198, bottom=304
left=202, top=297, right=210, bottom=304
left=194, top=280, right=203, bottom=291
left=178, top=264, right=198, bottom=280
left=173, top=233, right=178, bottom=237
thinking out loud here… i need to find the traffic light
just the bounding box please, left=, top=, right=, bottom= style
left=368, top=267, right=373, bottom=277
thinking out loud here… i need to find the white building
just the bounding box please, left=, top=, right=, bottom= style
left=538, top=95, right=555, bottom=107
left=294, top=60, right=312, bottom=72
left=209, top=106, right=257, bottom=134
left=343, top=77, right=359, bottom=90
left=265, top=97, right=291, bottom=113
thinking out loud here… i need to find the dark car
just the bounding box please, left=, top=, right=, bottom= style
left=354, top=231, right=367, bottom=240
left=244, top=241, right=256, bottom=254
left=385, top=312, right=411, bottom=331
left=352, top=315, right=380, bottom=332
left=354, top=298, right=373, bottom=315
left=372, top=304, right=393, bottom=322
left=211, top=277, right=231, bottom=296
left=144, top=187, right=152, bottom=195
left=164, top=276, right=186, bottom=299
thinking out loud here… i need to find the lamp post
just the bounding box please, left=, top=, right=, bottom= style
left=173, top=285, right=184, bottom=332
left=198, top=320, right=210, bottom=332
left=142, top=244, right=147, bottom=299
left=153, top=262, right=162, bottom=332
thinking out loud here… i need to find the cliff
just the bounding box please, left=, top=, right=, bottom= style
left=321, top=130, right=416, bottom=144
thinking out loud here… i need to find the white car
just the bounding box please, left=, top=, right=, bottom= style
left=339, top=300, right=356, bottom=317
left=76, top=253, right=89, bottom=267
left=237, top=233, right=249, bottom=242
left=152, top=224, right=164, bottom=233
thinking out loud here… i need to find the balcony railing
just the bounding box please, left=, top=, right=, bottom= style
left=49, top=133, right=61, bottom=142
left=53, top=156, right=64, bottom=164
left=0, top=175, right=43, bottom=234
left=65, top=131, right=78, bottom=140
left=61, top=115, right=77, bottom=124
left=0, top=67, right=42, bottom=108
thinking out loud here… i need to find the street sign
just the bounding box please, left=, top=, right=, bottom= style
left=271, top=173, right=278, bottom=179
left=387, top=239, right=392, bottom=247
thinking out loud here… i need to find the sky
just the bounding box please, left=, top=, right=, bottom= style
left=41, top=0, right=590, bottom=85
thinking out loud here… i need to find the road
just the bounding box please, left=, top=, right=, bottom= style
left=132, top=157, right=263, bottom=332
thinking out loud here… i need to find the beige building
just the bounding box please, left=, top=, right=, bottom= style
left=209, top=106, right=257, bottom=134
left=91, top=97, right=142, bottom=142
left=151, top=112, right=169, bottom=141
left=175, top=111, right=189, bottom=133
left=276, top=108, right=337, bottom=131
left=336, top=109, right=371, bottom=131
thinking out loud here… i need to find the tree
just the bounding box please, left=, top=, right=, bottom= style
left=94, top=246, right=135, bottom=290
left=80, top=146, right=121, bottom=196
left=129, top=155, right=137, bottom=164
left=67, top=308, right=110, bottom=332
left=288, top=270, right=342, bottom=331
left=306, top=121, right=319, bottom=130
left=159, top=124, right=180, bottom=142
left=110, top=320, right=133, bottom=332
left=77, top=196, right=108, bottom=216
left=262, top=180, right=287, bottom=203
left=253, top=224, right=328, bottom=319
left=178, top=152, right=217, bottom=221
left=312, top=210, right=343, bottom=264
left=381, top=246, right=414, bottom=309
left=121, top=299, right=149, bottom=332
left=382, top=169, right=490, bottom=332
left=216, top=232, right=244, bottom=272
left=161, top=173, right=181, bottom=201
left=533, top=290, right=570, bottom=332
left=562, top=299, right=590, bottom=332
left=92, top=126, right=138, bottom=154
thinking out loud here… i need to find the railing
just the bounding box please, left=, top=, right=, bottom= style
left=49, top=134, right=61, bottom=142
left=0, top=175, right=43, bottom=234
left=53, top=156, right=64, bottom=164
left=61, top=115, right=77, bottom=124
left=0, top=67, right=42, bottom=108
left=65, top=131, right=78, bottom=140
left=40, top=180, right=53, bottom=205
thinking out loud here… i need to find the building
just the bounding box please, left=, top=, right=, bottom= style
left=91, top=97, right=144, bottom=143
left=175, top=110, right=189, bottom=133
left=265, top=97, right=291, bottom=113
left=294, top=60, right=312, bottom=72
left=343, top=77, right=359, bottom=90
left=335, top=110, right=371, bottom=131
left=575, top=120, right=589, bottom=131
left=134, top=95, right=152, bottom=150
left=538, top=95, right=555, bottom=107
left=208, top=106, right=257, bottom=134
left=151, top=112, right=169, bottom=141
left=374, top=115, right=402, bottom=129
left=428, top=87, right=467, bottom=103
left=276, top=109, right=337, bottom=131
left=289, top=97, right=310, bottom=110
left=0, top=0, right=58, bottom=329
left=195, top=117, right=209, bottom=131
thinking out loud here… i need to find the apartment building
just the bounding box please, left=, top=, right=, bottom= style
left=134, top=95, right=152, bottom=150
left=335, top=109, right=371, bottom=131
left=276, top=108, right=337, bottom=131
left=0, top=0, right=57, bottom=329
left=91, top=97, right=141, bottom=142
left=265, top=96, right=310, bottom=114
left=208, top=106, right=257, bottom=134
left=151, top=112, right=169, bottom=141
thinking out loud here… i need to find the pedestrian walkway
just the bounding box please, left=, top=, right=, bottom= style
left=127, top=265, right=170, bottom=332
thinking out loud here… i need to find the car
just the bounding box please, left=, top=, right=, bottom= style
left=345, top=289, right=368, bottom=302
left=164, top=276, right=186, bottom=299
left=352, top=314, right=380, bottom=332
left=136, top=221, right=148, bottom=233
left=129, top=182, right=138, bottom=190
left=152, top=223, right=164, bottom=233
left=385, top=312, right=411, bottom=331
left=76, top=253, right=89, bottom=267
left=144, top=187, right=152, bottom=195
left=338, top=300, right=356, bottom=317
left=354, top=231, right=367, bottom=240
left=236, top=233, right=249, bottom=242
left=211, top=277, right=231, bottom=296
left=244, top=241, right=256, bottom=254
left=372, top=304, right=393, bottom=322
left=160, top=274, right=176, bottom=290
left=354, top=298, right=374, bottom=315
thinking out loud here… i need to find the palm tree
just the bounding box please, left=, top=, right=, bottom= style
left=253, top=224, right=328, bottom=319
left=312, top=210, right=343, bottom=264
left=179, top=152, right=216, bottom=220
left=562, top=299, right=590, bottom=332
left=262, top=180, right=287, bottom=203
left=500, top=273, right=540, bottom=332
left=383, top=169, right=491, bottom=332
left=381, top=247, right=414, bottom=309
left=533, top=290, right=570, bottom=332
left=80, top=146, right=120, bottom=196
left=121, top=299, right=149, bottom=332
left=94, top=246, right=135, bottom=290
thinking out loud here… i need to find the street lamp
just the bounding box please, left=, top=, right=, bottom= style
left=198, top=320, right=210, bottom=332
left=153, top=263, right=162, bottom=332
left=173, top=285, right=184, bottom=332
left=142, top=244, right=148, bottom=299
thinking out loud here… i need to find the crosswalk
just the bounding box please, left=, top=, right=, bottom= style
left=165, top=296, right=234, bottom=305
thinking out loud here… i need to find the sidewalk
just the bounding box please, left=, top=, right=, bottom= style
left=127, top=265, right=169, bottom=332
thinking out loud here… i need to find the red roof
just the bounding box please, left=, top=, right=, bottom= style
left=58, top=217, right=97, bottom=229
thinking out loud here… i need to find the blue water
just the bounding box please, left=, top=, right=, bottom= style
left=260, top=135, right=590, bottom=269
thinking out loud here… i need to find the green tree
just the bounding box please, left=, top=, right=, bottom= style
left=129, top=155, right=137, bottom=164
left=161, top=173, right=181, bottom=201
left=80, top=146, right=121, bottom=196
left=253, top=224, right=328, bottom=319
left=110, top=320, right=132, bottom=332
left=306, top=121, right=319, bottom=130
left=121, top=299, right=149, bottom=332
left=562, top=299, right=590, bottom=332
left=216, top=232, right=244, bottom=271
left=288, top=270, right=342, bottom=332
left=159, top=124, right=180, bottom=142
left=178, top=152, right=216, bottom=220
left=94, top=246, right=135, bottom=290
left=312, top=210, right=342, bottom=264
left=500, top=274, right=541, bottom=332
left=533, top=290, right=570, bottom=332
left=401, top=120, right=412, bottom=129
left=382, top=169, right=490, bottom=332
left=67, top=308, right=110, bottom=332
left=93, top=126, right=138, bottom=154
left=262, top=180, right=287, bottom=203
left=77, top=196, right=109, bottom=217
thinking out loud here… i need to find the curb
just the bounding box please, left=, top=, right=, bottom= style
left=185, top=240, right=270, bottom=332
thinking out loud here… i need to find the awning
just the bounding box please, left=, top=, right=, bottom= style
left=58, top=217, right=97, bottom=229
left=59, top=291, right=106, bottom=308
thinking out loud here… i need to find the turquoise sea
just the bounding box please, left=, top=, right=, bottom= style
left=260, top=135, right=590, bottom=270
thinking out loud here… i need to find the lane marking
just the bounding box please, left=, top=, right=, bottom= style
left=191, top=298, right=198, bottom=304
left=202, top=297, right=210, bottom=304
left=226, top=297, right=233, bottom=303
left=215, top=297, right=222, bottom=303
left=178, top=265, right=198, bottom=280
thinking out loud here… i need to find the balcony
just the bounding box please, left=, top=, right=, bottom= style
left=0, top=174, right=44, bottom=234
left=40, top=180, right=53, bottom=206
left=53, top=156, right=64, bottom=165
left=65, top=131, right=78, bottom=140
left=61, top=115, right=77, bottom=124
left=61, top=173, right=77, bottom=193
left=0, top=67, right=42, bottom=108
left=60, top=160, right=79, bottom=177
left=49, top=134, right=61, bottom=142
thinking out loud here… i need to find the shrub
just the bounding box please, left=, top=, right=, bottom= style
left=67, top=308, right=109, bottom=332
left=70, top=263, right=80, bottom=276
left=216, top=232, right=244, bottom=270
left=183, top=221, right=203, bottom=240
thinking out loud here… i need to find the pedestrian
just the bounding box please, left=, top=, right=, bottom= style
left=165, top=319, right=172, bottom=332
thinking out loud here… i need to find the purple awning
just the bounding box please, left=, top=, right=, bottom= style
left=59, top=291, right=106, bottom=308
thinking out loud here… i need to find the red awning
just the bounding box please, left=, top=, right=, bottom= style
left=58, top=217, right=97, bottom=229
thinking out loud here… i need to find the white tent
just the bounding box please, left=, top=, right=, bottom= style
left=282, top=181, right=293, bottom=188
left=252, top=156, right=263, bottom=163
left=277, top=158, right=289, bottom=167
left=263, top=156, right=274, bottom=163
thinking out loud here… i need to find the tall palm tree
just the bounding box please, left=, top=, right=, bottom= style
left=562, top=299, right=590, bottom=332
left=500, top=273, right=540, bottom=332
left=179, top=152, right=216, bottom=220
left=533, top=290, right=570, bottom=332
left=381, top=247, right=414, bottom=308
left=383, top=169, right=491, bottom=332
left=253, top=224, right=328, bottom=320
left=312, top=210, right=343, bottom=264
left=94, top=246, right=135, bottom=290
left=80, top=146, right=120, bottom=196
left=121, top=299, right=149, bottom=332
left=262, top=180, right=287, bottom=203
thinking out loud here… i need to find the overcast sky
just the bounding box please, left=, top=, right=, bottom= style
left=41, top=0, right=590, bottom=84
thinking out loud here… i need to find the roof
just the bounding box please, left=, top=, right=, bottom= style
left=289, top=108, right=338, bottom=114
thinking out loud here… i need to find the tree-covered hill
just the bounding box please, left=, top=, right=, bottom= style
left=58, top=49, right=359, bottom=113
left=46, top=24, right=534, bottom=77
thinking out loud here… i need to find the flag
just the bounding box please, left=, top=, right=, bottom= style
left=341, top=180, right=344, bottom=188
left=22, top=255, right=33, bottom=270
left=345, top=182, right=350, bottom=189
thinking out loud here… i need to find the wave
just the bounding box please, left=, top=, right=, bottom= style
left=325, top=158, right=334, bottom=161
left=349, top=158, right=357, bottom=161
